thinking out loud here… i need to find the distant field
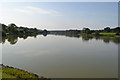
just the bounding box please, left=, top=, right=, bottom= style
left=100, top=33, right=116, bottom=36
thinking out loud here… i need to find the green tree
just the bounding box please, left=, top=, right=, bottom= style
left=95, top=31, right=100, bottom=36
left=104, top=27, right=111, bottom=32
left=82, top=28, right=91, bottom=34
left=7, top=23, right=18, bottom=34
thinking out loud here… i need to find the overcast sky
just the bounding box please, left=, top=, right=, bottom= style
left=0, top=2, right=118, bottom=30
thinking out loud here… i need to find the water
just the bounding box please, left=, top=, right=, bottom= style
left=2, top=34, right=118, bottom=78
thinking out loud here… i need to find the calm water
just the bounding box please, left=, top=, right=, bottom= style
left=2, top=35, right=118, bottom=78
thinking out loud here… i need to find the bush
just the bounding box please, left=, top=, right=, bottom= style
left=116, top=32, right=120, bottom=35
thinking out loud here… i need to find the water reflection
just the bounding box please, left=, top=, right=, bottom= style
left=49, top=31, right=120, bottom=44
left=1, top=34, right=37, bottom=45
left=1, top=32, right=120, bottom=45
left=81, top=35, right=120, bottom=44
left=2, top=33, right=118, bottom=78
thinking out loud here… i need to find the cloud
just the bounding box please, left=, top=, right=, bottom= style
left=15, top=6, right=61, bottom=16
left=15, top=9, right=34, bottom=14
left=26, top=6, right=51, bottom=14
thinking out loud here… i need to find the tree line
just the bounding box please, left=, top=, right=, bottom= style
left=1, top=23, right=39, bottom=36
left=65, top=27, right=120, bottom=36
left=1, top=23, right=120, bottom=37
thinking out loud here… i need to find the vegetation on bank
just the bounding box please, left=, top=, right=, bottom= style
left=50, top=27, right=120, bottom=44
left=51, top=27, right=120, bottom=39
left=0, top=23, right=120, bottom=44
left=99, top=32, right=117, bottom=36
left=66, top=27, right=120, bottom=36
left=2, top=66, right=38, bottom=78
left=1, top=23, right=40, bottom=36
left=1, top=23, right=120, bottom=37
left=1, top=23, right=49, bottom=37
left=0, top=64, right=49, bottom=80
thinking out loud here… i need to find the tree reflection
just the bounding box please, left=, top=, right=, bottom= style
left=1, top=33, right=120, bottom=45
left=1, top=34, right=38, bottom=45
left=7, top=36, right=18, bottom=45
left=50, top=32, right=120, bottom=44
left=103, top=38, right=110, bottom=43
left=81, top=35, right=93, bottom=41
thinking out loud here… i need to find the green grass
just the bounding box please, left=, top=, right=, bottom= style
left=0, top=65, right=50, bottom=80
left=0, top=68, right=2, bottom=79
left=2, top=73, right=16, bottom=78
left=0, top=66, right=39, bottom=78
left=17, top=29, right=24, bottom=31
left=100, top=32, right=116, bottom=36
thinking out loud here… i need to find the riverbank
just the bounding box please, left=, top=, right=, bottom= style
left=80, top=32, right=120, bottom=37
left=0, top=64, right=49, bottom=80
left=79, top=33, right=120, bottom=44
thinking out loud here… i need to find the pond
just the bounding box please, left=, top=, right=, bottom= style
left=2, top=34, right=118, bottom=78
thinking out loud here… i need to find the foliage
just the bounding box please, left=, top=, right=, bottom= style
left=104, top=27, right=111, bottom=32
left=2, top=66, right=38, bottom=78
left=100, top=33, right=116, bottom=36
left=1, top=23, right=39, bottom=36
left=0, top=65, right=50, bottom=80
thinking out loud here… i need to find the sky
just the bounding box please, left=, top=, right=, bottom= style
left=0, top=2, right=118, bottom=30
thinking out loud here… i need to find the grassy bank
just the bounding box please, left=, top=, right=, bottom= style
left=99, top=33, right=120, bottom=38
left=1, top=65, right=39, bottom=78
left=79, top=33, right=120, bottom=44
left=80, top=32, right=120, bottom=37
left=0, top=65, right=49, bottom=80
left=100, top=32, right=117, bottom=36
